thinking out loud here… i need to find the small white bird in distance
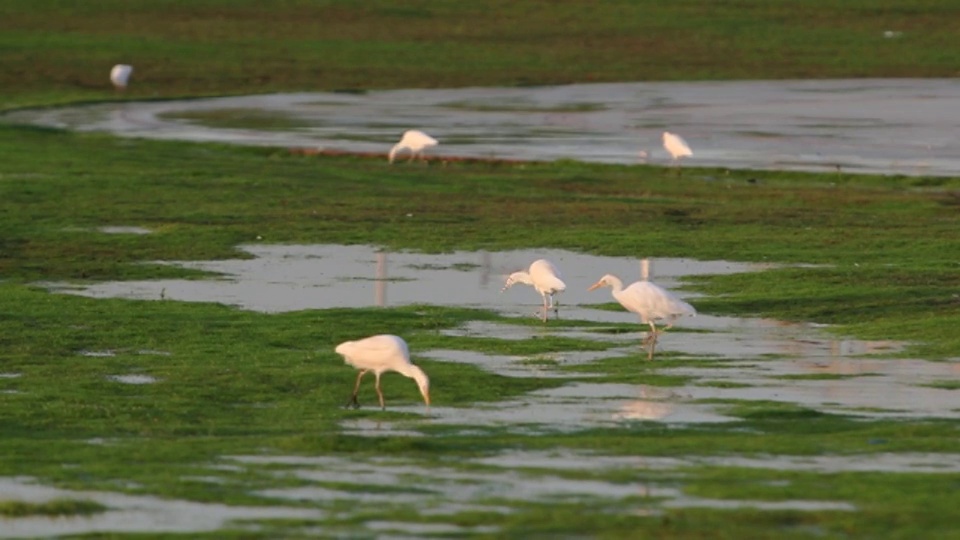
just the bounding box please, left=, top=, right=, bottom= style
left=502, top=259, right=567, bottom=322
left=588, top=273, right=696, bottom=359
left=389, top=130, right=438, bottom=164
left=110, top=64, right=133, bottom=91
left=335, top=334, right=430, bottom=410
left=662, top=131, right=692, bottom=165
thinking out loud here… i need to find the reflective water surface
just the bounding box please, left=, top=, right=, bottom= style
left=42, top=244, right=758, bottom=312
left=5, top=79, right=960, bottom=176
left=41, top=244, right=957, bottom=424
left=0, top=477, right=320, bottom=539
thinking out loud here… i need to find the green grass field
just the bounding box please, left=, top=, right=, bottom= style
left=1, top=1, right=960, bottom=538
left=3, top=0, right=960, bottom=110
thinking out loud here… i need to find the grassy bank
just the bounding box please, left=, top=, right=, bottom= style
left=3, top=0, right=960, bottom=109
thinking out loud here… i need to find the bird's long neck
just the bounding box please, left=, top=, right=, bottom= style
left=503, top=271, right=533, bottom=290
left=398, top=364, right=430, bottom=402
left=607, top=275, right=625, bottom=293
left=397, top=363, right=426, bottom=384
left=388, top=144, right=402, bottom=163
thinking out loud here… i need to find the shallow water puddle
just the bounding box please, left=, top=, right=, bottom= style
left=97, top=226, right=152, bottom=235
left=662, top=356, right=960, bottom=419
left=346, top=382, right=734, bottom=436
left=475, top=449, right=960, bottom=474
left=106, top=374, right=160, bottom=385
left=340, top=418, right=426, bottom=438
left=226, top=453, right=855, bottom=527
left=420, top=348, right=611, bottom=379
left=42, top=243, right=950, bottom=424
left=43, top=244, right=746, bottom=313
left=470, top=382, right=729, bottom=426
left=78, top=350, right=116, bottom=357
left=363, top=520, right=500, bottom=538
left=404, top=346, right=956, bottom=427
left=0, top=477, right=321, bottom=539
left=6, top=80, right=960, bottom=176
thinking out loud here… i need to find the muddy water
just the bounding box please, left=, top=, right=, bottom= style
left=4, top=79, right=959, bottom=176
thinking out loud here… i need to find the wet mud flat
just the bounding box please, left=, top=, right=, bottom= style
left=4, top=79, right=960, bottom=176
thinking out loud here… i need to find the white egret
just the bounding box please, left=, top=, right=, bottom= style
left=502, top=259, right=567, bottom=322
left=662, top=131, right=692, bottom=164
left=588, top=273, right=696, bottom=358
left=335, top=334, right=430, bottom=410
left=388, top=130, right=438, bottom=163
left=110, top=64, right=133, bottom=91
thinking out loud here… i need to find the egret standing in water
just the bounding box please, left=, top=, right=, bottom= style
left=502, top=259, right=567, bottom=322
left=388, top=130, right=438, bottom=163
left=588, top=271, right=696, bottom=359
left=662, top=131, right=692, bottom=166
left=335, top=334, right=430, bottom=410
left=110, top=64, right=133, bottom=91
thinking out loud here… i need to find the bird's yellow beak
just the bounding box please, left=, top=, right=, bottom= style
left=587, top=281, right=603, bottom=291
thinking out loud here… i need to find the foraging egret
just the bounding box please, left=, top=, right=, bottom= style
left=662, top=131, right=692, bottom=164
left=502, top=259, right=567, bottom=322
left=335, top=334, right=430, bottom=410
left=388, top=130, right=438, bottom=163
left=110, top=64, right=133, bottom=90
left=588, top=273, right=696, bottom=358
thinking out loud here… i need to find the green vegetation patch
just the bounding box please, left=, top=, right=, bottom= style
left=921, top=380, right=960, bottom=390
left=0, top=498, right=107, bottom=517
left=159, top=108, right=314, bottom=132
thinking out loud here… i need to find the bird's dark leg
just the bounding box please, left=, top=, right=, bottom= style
left=647, top=321, right=660, bottom=360
left=643, top=321, right=659, bottom=360
left=345, top=370, right=366, bottom=409
left=375, top=373, right=386, bottom=410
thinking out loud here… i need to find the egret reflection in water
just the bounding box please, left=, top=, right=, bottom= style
left=372, top=249, right=501, bottom=307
